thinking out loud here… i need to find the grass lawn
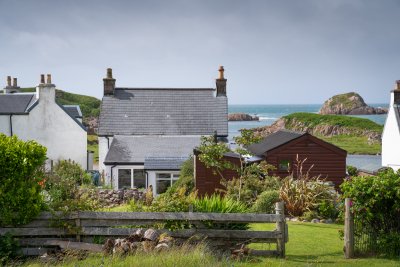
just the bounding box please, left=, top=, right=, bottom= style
left=318, top=134, right=381, bottom=154
left=87, top=134, right=99, bottom=163
left=22, top=222, right=399, bottom=267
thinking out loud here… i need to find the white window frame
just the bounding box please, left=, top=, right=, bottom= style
left=116, top=166, right=146, bottom=189
left=155, top=171, right=180, bottom=194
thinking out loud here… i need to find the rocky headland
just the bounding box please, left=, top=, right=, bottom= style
left=250, top=112, right=383, bottom=145
left=319, top=92, right=387, bottom=115
left=228, top=113, right=259, bottom=121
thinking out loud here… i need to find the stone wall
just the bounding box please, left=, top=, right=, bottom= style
left=78, top=188, right=145, bottom=208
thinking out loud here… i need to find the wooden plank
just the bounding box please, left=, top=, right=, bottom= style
left=45, top=240, right=103, bottom=252
left=20, top=247, right=56, bottom=256
left=0, top=227, right=70, bottom=236
left=80, top=219, right=156, bottom=227
left=80, top=227, right=281, bottom=240
left=77, top=211, right=282, bottom=223
left=18, top=238, right=76, bottom=246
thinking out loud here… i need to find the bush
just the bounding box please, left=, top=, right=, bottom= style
left=193, top=194, right=249, bottom=230
left=346, top=165, right=357, bottom=176
left=280, top=176, right=335, bottom=217
left=166, top=158, right=194, bottom=195
left=0, top=134, right=47, bottom=226
left=44, top=160, right=100, bottom=212
left=341, top=168, right=400, bottom=256
left=0, top=233, right=20, bottom=265
left=251, top=190, right=280, bottom=213
left=317, top=199, right=339, bottom=220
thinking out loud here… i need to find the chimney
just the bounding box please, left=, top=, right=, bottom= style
left=3, top=76, right=20, bottom=93
left=393, top=80, right=400, bottom=105
left=36, top=73, right=55, bottom=100
left=103, top=68, right=116, bottom=95
left=216, top=66, right=227, bottom=97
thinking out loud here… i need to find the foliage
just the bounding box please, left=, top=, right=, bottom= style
left=318, top=199, right=339, bottom=220
left=283, top=112, right=383, bottom=132
left=166, top=157, right=194, bottom=195
left=346, top=165, right=358, bottom=176
left=44, top=160, right=100, bottom=213
left=301, top=210, right=320, bottom=221
left=197, top=136, right=232, bottom=180
left=87, top=135, right=99, bottom=163
left=0, top=233, right=20, bottom=265
left=193, top=194, right=249, bottom=230
left=251, top=190, right=280, bottom=214
left=341, top=168, right=400, bottom=256
left=55, top=89, right=101, bottom=118
left=223, top=162, right=281, bottom=206
left=0, top=134, right=47, bottom=226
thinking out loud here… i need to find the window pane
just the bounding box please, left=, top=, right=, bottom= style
left=133, top=169, right=146, bottom=189
left=157, top=173, right=171, bottom=179
left=279, top=160, right=290, bottom=171
left=118, top=169, right=131, bottom=189
left=156, top=180, right=170, bottom=194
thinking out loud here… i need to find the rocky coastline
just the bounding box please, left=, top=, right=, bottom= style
left=228, top=113, right=259, bottom=121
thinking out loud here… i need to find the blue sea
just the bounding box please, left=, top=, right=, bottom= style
left=228, top=103, right=389, bottom=171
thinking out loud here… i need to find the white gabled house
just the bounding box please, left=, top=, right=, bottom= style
left=0, top=75, right=88, bottom=169
left=98, top=67, right=229, bottom=195
left=382, top=80, right=400, bottom=171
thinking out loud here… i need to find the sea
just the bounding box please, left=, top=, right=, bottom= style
left=228, top=103, right=389, bottom=171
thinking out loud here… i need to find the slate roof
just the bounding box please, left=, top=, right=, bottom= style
left=0, top=94, right=37, bottom=114
left=98, top=88, right=228, bottom=136
left=104, top=135, right=201, bottom=165
left=63, top=105, right=82, bottom=118
left=144, top=157, right=187, bottom=170
left=246, top=130, right=304, bottom=156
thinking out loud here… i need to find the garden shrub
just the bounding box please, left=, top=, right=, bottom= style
left=0, top=134, right=47, bottom=226
left=346, top=165, right=358, bottom=176
left=166, top=157, right=194, bottom=195
left=44, top=160, right=100, bottom=213
left=0, top=233, right=20, bottom=265
left=193, top=194, right=249, bottom=230
left=341, top=168, right=400, bottom=257
left=251, top=190, right=280, bottom=213
left=317, top=199, right=339, bottom=220
left=301, top=210, right=319, bottom=221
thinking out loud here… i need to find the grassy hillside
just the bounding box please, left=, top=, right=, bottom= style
left=283, top=112, right=383, bottom=132
left=15, top=87, right=101, bottom=118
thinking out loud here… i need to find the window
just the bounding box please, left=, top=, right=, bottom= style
left=156, top=173, right=180, bottom=194
left=118, top=168, right=146, bottom=189
left=278, top=159, right=290, bottom=172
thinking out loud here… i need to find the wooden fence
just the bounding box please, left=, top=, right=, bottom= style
left=0, top=202, right=288, bottom=257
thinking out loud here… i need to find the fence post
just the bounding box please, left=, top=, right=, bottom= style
left=75, top=212, right=81, bottom=242
left=275, top=201, right=285, bottom=258
left=344, top=198, right=354, bottom=258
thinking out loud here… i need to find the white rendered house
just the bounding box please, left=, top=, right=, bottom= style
left=382, top=80, right=400, bottom=171
left=0, top=75, right=88, bottom=169
left=98, top=68, right=228, bottom=195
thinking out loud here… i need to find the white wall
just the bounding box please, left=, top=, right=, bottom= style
left=0, top=85, right=87, bottom=169
left=99, top=136, right=113, bottom=181
left=382, top=92, right=400, bottom=171
left=0, top=115, right=11, bottom=135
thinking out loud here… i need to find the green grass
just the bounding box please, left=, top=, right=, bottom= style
left=284, top=112, right=383, bottom=132
left=98, top=203, right=130, bottom=212
left=21, top=222, right=399, bottom=266
left=318, top=134, right=381, bottom=154
left=87, top=135, right=99, bottom=162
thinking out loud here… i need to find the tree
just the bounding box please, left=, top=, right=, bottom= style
left=0, top=134, right=47, bottom=225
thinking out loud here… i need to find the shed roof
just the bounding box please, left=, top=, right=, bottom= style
left=104, top=135, right=201, bottom=165
left=247, top=130, right=304, bottom=156
left=63, top=105, right=83, bottom=118
left=98, top=88, right=228, bottom=136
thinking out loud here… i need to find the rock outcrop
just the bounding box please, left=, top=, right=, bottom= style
left=319, top=92, right=387, bottom=115
left=228, top=113, right=259, bottom=121
left=251, top=116, right=381, bottom=144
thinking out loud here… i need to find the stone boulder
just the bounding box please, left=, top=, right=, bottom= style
left=319, top=92, right=387, bottom=115
left=228, top=113, right=259, bottom=121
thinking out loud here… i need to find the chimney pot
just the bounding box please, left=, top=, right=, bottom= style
left=12, top=78, right=17, bottom=87
left=218, top=66, right=225, bottom=79
left=47, top=74, right=52, bottom=84
left=395, top=80, right=400, bottom=90
left=7, top=76, right=11, bottom=87
left=40, top=74, right=45, bottom=84
left=107, top=68, right=113, bottom=79
left=216, top=66, right=227, bottom=97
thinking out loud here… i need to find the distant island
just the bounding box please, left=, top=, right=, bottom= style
left=228, top=113, right=259, bottom=121
left=319, top=92, right=387, bottom=115
left=250, top=112, right=383, bottom=155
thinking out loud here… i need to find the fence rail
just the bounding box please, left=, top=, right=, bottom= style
left=0, top=202, right=288, bottom=257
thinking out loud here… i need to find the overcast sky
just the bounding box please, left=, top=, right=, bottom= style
left=0, top=0, right=399, bottom=104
